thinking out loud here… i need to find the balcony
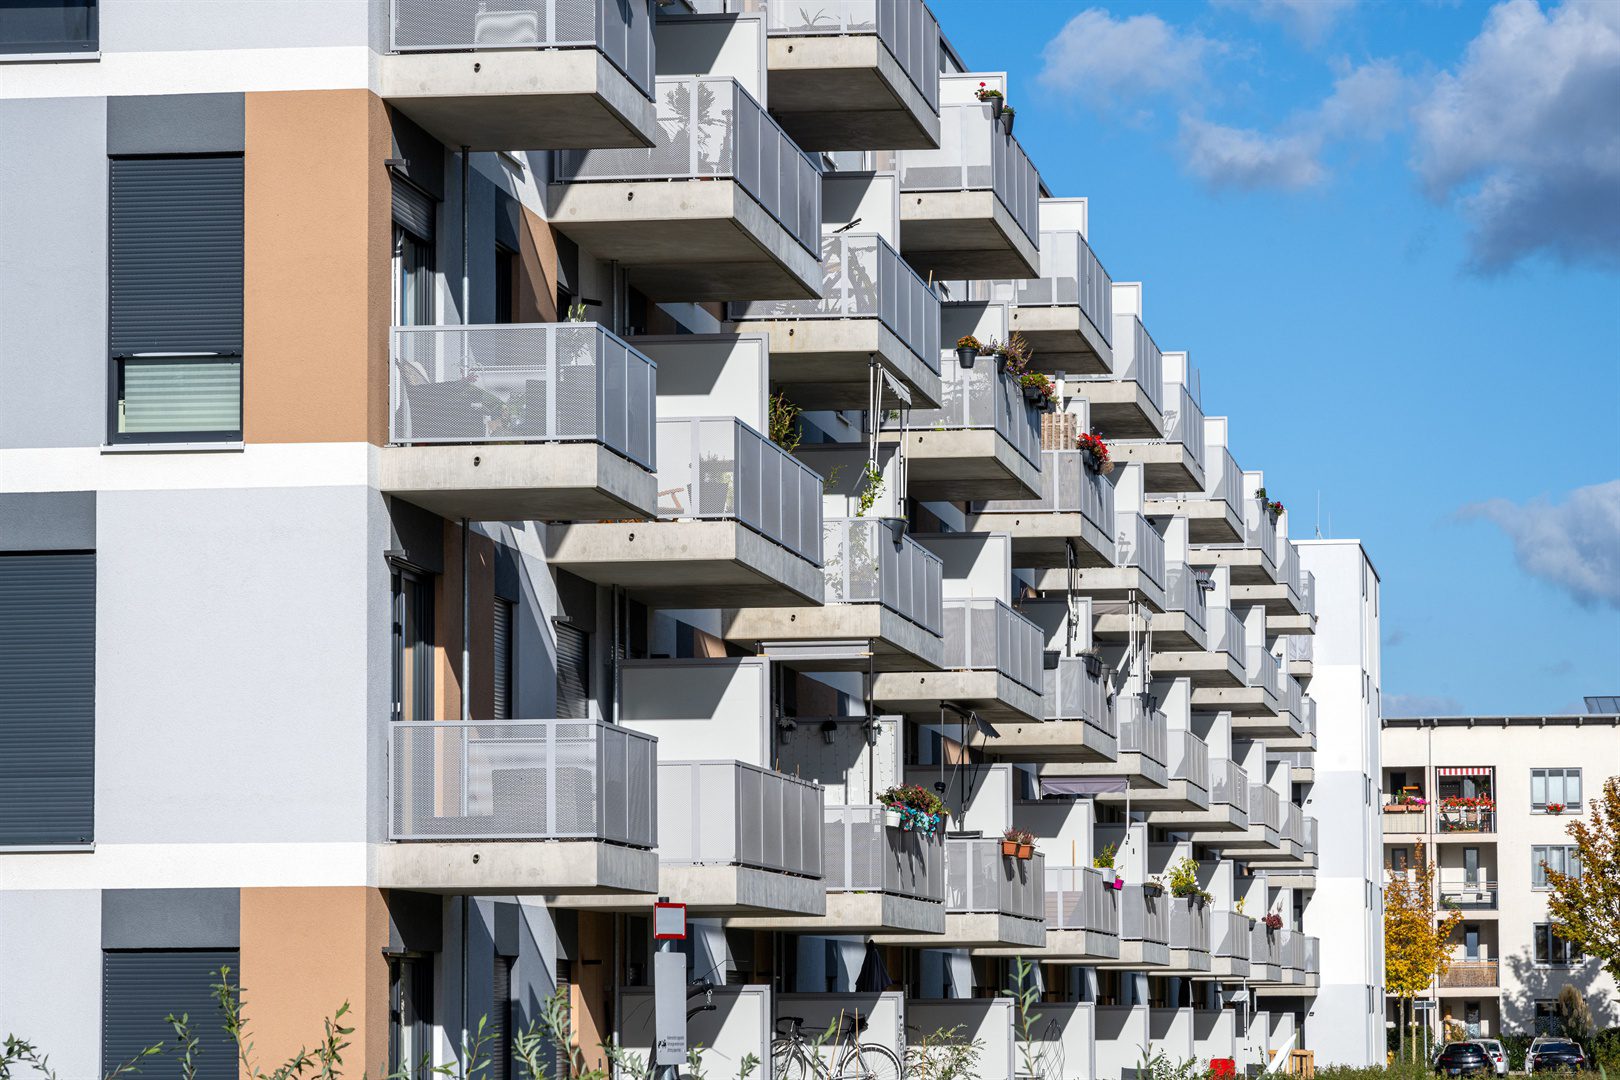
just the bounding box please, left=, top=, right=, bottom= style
left=872, top=597, right=1044, bottom=722
left=1112, top=382, right=1206, bottom=493
left=1191, top=493, right=1278, bottom=586
left=1303, top=935, right=1320, bottom=989
left=1071, top=310, right=1164, bottom=439
left=1436, top=799, right=1496, bottom=836
left=889, top=356, right=1043, bottom=501
left=1168, top=897, right=1212, bottom=973
left=1439, top=881, right=1499, bottom=912
left=378, top=719, right=659, bottom=894
left=1108, top=884, right=1170, bottom=968
left=1156, top=602, right=1245, bottom=688
left=1212, top=909, right=1252, bottom=978
left=382, top=323, right=658, bottom=521
left=1204, top=644, right=1283, bottom=722
left=758, top=0, right=942, bottom=150
left=967, top=228, right=1114, bottom=374
left=981, top=653, right=1117, bottom=763
left=939, top=836, right=1046, bottom=947
left=550, top=76, right=822, bottom=300
left=1439, top=959, right=1500, bottom=989
left=657, top=759, right=826, bottom=914
left=1149, top=441, right=1244, bottom=544
left=382, top=0, right=658, bottom=150
left=1055, top=509, right=1167, bottom=609
left=1053, top=696, right=1169, bottom=796
left=896, top=99, right=1042, bottom=278
left=1382, top=804, right=1429, bottom=835
left=1249, top=921, right=1282, bottom=982
left=1146, top=561, right=1209, bottom=650
left=1020, top=865, right=1121, bottom=960
left=1211, top=783, right=1282, bottom=855
left=730, top=232, right=942, bottom=409
left=1286, top=634, right=1314, bottom=681
left=969, top=448, right=1116, bottom=569
left=724, top=517, right=944, bottom=671
left=1269, top=684, right=1316, bottom=751
left=1236, top=538, right=1312, bottom=624
left=548, top=417, right=824, bottom=607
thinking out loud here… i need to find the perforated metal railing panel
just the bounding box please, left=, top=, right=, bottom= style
left=1174, top=729, right=1210, bottom=790
left=1045, top=865, right=1118, bottom=933
left=1170, top=897, right=1211, bottom=952
left=896, top=102, right=1041, bottom=247
left=1212, top=761, right=1250, bottom=812
left=823, top=805, right=945, bottom=902
left=1249, top=783, right=1282, bottom=830
left=1216, top=911, right=1251, bottom=959
left=940, top=597, right=1042, bottom=692
left=1043, top=655, right=1113, bottom=732
left=1114, top=512, right=1166, bottom=589
left=660, top=761, right=823, bottom=877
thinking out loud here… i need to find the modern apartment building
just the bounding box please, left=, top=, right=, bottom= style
left=0, top=1, right=1375, bottom=1075
left=1381, top=704, right=1620, bottom=1043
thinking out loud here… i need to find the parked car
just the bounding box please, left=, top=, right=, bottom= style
left=1434, top=1042, right=1493, bottom=1078
left=1475, top=1038, right=1508, bottom=1077
left=1526, top=1038, right=1587, bottom=1073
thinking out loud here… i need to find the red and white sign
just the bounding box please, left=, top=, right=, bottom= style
left=653, top=901, right=687, bottom=940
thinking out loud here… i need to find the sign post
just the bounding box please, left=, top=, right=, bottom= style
left=653, top=901, right=688, bottom=1080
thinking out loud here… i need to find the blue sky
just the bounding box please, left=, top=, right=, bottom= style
left=927, top=0, right=1620, bottom=715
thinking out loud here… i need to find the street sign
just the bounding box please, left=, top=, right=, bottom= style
left=654, top=902, right=687, bottom=940
left=654, top=950, right=688, bottom=1066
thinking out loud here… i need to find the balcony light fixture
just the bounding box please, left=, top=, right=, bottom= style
left=820, top=721, right=838, bottom=744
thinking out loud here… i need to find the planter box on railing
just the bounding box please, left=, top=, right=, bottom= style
left=390, top=323, right=656, bottom=470
left=389, top=719, right=657, bottom=846
left=822, top=518, right=944, bottom=635
left=655, top=417, right=823, bottom=565
left=945, top=836, right=1044, bottom=919
left=942, top=597, right=1043, bottom=693
left=824, top=804, right=945, bottom=903
left=658, top=760, right=824, bottom=877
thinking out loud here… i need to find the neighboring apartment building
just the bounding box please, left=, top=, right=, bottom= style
left=0, top=0, right=1376, bottom=1075
left=1382, top=703, right=1620, bottom=1043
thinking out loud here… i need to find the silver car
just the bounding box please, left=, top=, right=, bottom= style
left=1475, top=1039, right=1508, bottom=1077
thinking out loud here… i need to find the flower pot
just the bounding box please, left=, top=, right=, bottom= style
left=1003, top=112, right=1016, bottom=135
left=1083, top=449, right=1105, bottom=473
left=1022, top=385, right=1044, bottom=403
left=1017, top=843, right=1034, bottom=860
left=956, top=346, right=978, bottom=369
left=1143, top=883, right=1164, bottom=897
left=1083, top=654, right=1104, bottom=678
left=882, top=808, right=904, bottom=830
left=1001, top=839, right=1020, bottom=857
left=983, top=96, right=1004, bottom=119
left=1112, top=877, right=1125, bottom=890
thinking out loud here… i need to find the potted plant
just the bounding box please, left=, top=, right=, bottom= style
left=1168, top=856, right=1203, bottom=901
left=1546, top=802, right=1567, bottom=815
left=1268, top=499, right=1284, bottom=519
left=1002, top=104, right=1016, bottom=135
left=1016, top=830, right=1035, bottom=860
left=1080, top=645, right=1105, bottom=678
left=1001, top=827, right=1022, bottom=858
left=1263, top=913, right=1283, bottom=933
left=1018, top=370, right=1056, bottom=407
left=1235, top=897, right=1254, bottom=925
left=878, top=784, right=948, bottom=835
left=976, top=82, right=1004, bottom=119
left=1143, top=877, right=1165, bottom=898
left=1078, top=431, right=1113, bottom=474
left=1094, top=842, right=1124, bottom=888
left=955, top=334, right=983, bottom=369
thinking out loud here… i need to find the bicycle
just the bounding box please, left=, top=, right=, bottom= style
left=771, top=1013, right=902, bottom=1080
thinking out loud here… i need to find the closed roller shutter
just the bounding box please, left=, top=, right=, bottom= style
left=103, top=950, right=238, bottom=1078
left=555, top=621, right=589, bottom=720
left=392, top=175, right=437, bottom=242
left=493, top=599, right=514, bottom=721
left=0, top=553, right=95, bottom=847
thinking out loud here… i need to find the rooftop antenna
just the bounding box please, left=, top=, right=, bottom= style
left=1315, top=491, right=1322, bottom=539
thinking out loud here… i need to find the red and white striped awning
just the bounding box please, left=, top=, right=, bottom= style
left=1437, top=766, right=1493, bottom=777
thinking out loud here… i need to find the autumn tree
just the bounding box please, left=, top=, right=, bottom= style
left=1546, top=774, right=1620, bottom=982
left=1385, top=842, right=1463, bottom=1062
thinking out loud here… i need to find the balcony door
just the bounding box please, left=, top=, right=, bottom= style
left=392, top=568, right=434, bottom=724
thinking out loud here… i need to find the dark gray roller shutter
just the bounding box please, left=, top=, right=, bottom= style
left=555, top=621, right=589, bottom=720
left=103, top=950, right=238, bottom=1078
left=0, top=553, right=94, bottom=846
left=493, top=599, right=514, bottom=721
left=110, top=156, right=243, bottom=355
left=393, top=175, right=436, bottom=241
left=491, top=953, right=513, bottom=1080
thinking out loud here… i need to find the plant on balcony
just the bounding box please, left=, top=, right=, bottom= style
left=1001, top=104, right=1016, bottom=135
left=1268, top=500, right=1284, bottom=518
left=1263, top=912, right=1283, bottom=932
left=768, top=392, right=803, bottom=455
left=1080, top=644, right=1107, bottom=677
left=955, top=334, right=984, bottom=369
left=976, top=82, right=1004, bottom=118
left=905, top=1024, right=984, bottom=1080
left=991, top=332, right=1033, bottom=375
left=1167, top=857, right=1212, bottom=903
left=1017, top=369, right=1058, bottom=410
left=878, top=784, right=947, bottom=834
left=1078, top=430, right=1114, bottom=474
left=1546, top=802, right=1568, bottom=815
left=1002, top=827, right=1035, bottom=859
left=854, top=459, right=885, bottom=518
left=1143, top=876, right=1165, bottom=897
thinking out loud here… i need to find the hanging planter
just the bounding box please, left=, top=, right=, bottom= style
left=1001, top=838, right=1020, bottom=857
left=1002, top=828, right=1035, bottom=859
left=977, top=84, right=1004, bottom=119
left=1081, top=649, right=1105, bottom=678
left=1109, top=876, right=1125, bottom=891
left=1078, top=431, right=1113, bottom=475
left=1018, top=842, right=1034, bottom=860
left=955, top=335, right=982, bottom=370
left=1002, top=106, right=1016, bottom=136
left=882, top=807, right=905, bottom=830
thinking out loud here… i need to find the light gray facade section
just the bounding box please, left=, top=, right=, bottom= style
left=0, top=491, right=95, bottom=550
left=102, top=887, right=240, bottom=948
left=107, top=93, right=244, bottom=155
left=0, top=889, right=103, bottom=1078
left=0, top=97, right=108, bottom=450
left=102, top=1, right=383, bottom=54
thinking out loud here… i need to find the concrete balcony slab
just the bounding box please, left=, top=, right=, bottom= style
left=725, top=604, right=944, bottom=672
left=380, top=442, right=657, bottom=522
left=980, top=717, right=1118, bottom=764
left=1095, top=609, right=1205, bottom=650
left=732, top=891, right=945, bottom=935
left=660, top=864, right=828, bottom=917
left=1074, top=379, right=1164, bottom=440
left=1190, top=545, right=1279, bottom=587
left=899, top=190, right=1041, bottom=280
left=872, top=668, right=1044, bottom=724
left=1030, top=566, right=1168, bottom=612
left=1193, top=684, right=1281, bottom=719
left=1232, top=583, right=1307, bottom=617
left=1151, top=648, right=1247, bottom=688
left=1111, top=441, right=1203, bottom=494
left=546, top=521, right=824, bottom=608
left=1268, top=612, right=1315, bottom=636
left=1148, top=496, right=1244, bottom=545
left=373, top=839, right=657, bottom=895
left=965, top=508, right=1115, bottom=569
left=765, top=34, right=941, bottom=150
left=874, top=911, right=1045, bottom=949
left=732, top=316, right=943, bottom=410
left=891, top=428, right=1043, bottom=502
left=977, top=928, right=1120, bottom=963
left=1006, top=303, right=1112, bottom=375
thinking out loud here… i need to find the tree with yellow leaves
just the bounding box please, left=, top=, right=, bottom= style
left=1385, top=842, right=1463, bottom=1062
left=1545, top=774, right=1620, bottom=982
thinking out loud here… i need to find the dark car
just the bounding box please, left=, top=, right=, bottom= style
left=1435, top=1042, right=1493, bottom=1077
left=1527, top=1040, right=1588, bottom=1074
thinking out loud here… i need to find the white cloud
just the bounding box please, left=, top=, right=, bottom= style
left=1037, top=8, right=1220, bottom=116
left=1412, top=0, right=1620, bottom=271
left=1460, top=480, right=1620, bottom=609
left=1384, top=693, right=1464, bottom=717
left=1317, top=59, right=1412, bottom=141
left=1177, top=116, right=1326, bottom=190
left=1214, top=0, right=1359, bottom=44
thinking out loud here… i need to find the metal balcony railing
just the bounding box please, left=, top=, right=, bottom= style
left=1212, top=760, right=1250, bottom=813
left=1165, top=561, right=1207, bottom=630
left=823, top=804, right=946, bottom=903
left=967, top=229, right=1114, bottom=346
left=1247, top=645, right=1281, bottom=697
left=1046, top=865, right=1118, bottom=935
left=896, top=355, right=1042, bottom=469
left=388, top=719, right=657, bottom=846
left=1278, top=929, right=1305, bottom=973
left=976, top=449, right=1116, bottom=543
left=390, top=0, right=656, bottom=100
left=1439, top=959, right=1499, bottom=988
left=1301, top=697, right=1317, bottom=739
left=1286, top=635, right=1313, bottom=662
left=1215, top=911, right=1251, bottom=961
left=1118, top=697, right=1169, bottom=768
left=1218, top=608, right=1246, bottom=660
left=897, top=101, right=1041, bottom=248
left=1079, top=314, right=1163, bottom=413
left=658, top=760, right=823, bottom=877
left=729, top=232, right=940, bottom=376
left=1282, top=801, right=1303, bottom=845
left=1209, top=447, right=1242, bottom=508
left=1251, top=921, right=1281, bottom=968
left=1436, top=803, right=1496, bottom=834
left=556, top=76, right=821, bottom=256
left=1172, top=729, right=1210, bottom=792
left=1304, top=936, right=1320, bottom=975
left=1044, top=655, right=1115, bottom=733
left=1277, top=540, right=1301, bottom=604
left=1243, top=498, right=1278, bottom=568
left=1163, top=384, right=1206, bottom=466
left=1303, top=815, right=1318, bottom=854
left=655, top=417, right=824, bottom=564
left=945, top=837, right=1044, bottom=921
left=941, top=597, right=1043, bottom=693
left=1281, top=673, right=1303, bottom=722
left=1170, top=897, right=1211, bottom=954
left=1115, top=512, right=1166, bottom=590
left=390, top=323, right=656, bottom=470
left=1301, top=570, right=1316, bottom=616
left=821, top=518, right=944, bottom=635
left=1439, top=881, right=1498, bottom=910
left=1250, top=783, right=1282, bottom=831
left=761, top=0, right=940, bottom=112
left=1121, top=884, right=1170, bottom=945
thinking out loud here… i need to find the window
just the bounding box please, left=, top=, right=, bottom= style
left=389, top=955, right=434, bottom=1079
left=495, top=244, right=517, bottom=324
left=1531, top=768, right=1582, bottom=811
left=392, top=569, right=434, bottom=724
left=109, top=155, right=244, bottom=443
left=394, top=225, right=435, bottom=327
left=1532, top=845, right=1581, bottom=889
left=0, top=552, right=95, bottom=846
left=0, top=0, right=97, bottom=53
left=1535, top=999, right=1559, bottom=1035
left=1464, top=847, right=1479, bottom=887
left=1389, top=847, right=1412, bottom=873
left=555, top=619, right=590, bottom=720
left=493, top=598, right=514, bottom=721
left=104, top=950, right=237, bottom=1078
left=491, top=954, right=514, bottom=1080
left=1533, top=922, right=1582, bottom=966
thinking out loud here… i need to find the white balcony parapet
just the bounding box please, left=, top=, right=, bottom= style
left=1210, top=447, right=1243, bottom=506
left=389, top=719, right=656, bottom=846
left=822, top=518, right=944, bottom=635
left=977, top=449, right=1115, bottom=541
left=1243, top=499, right=1278, bottom=566
left=730, top=233, right=941, bottom=377
left=1282, top=801, right=1304, bottom=846
left=1251, top=920, right=1281, bottom=968
left=897, top=355, right=1042, bottom=470
left=1286, top=635, right=1313, bottom=662
left=1045, top=655, right=1114, bottom=733
left=1219, top=608, right=1246, bottom=659
left=1277, top=540, right=1302, bottom=605
left=656, top=417, right=824, bottom=565
left=1121, top=884, right=1170, bottom=946
left=1114, top=511, right=1166, bottom=590
left=1118, top=697, right=1169, bottom=769
left=1247, top=645, right=1281, bottom=697
left=1215, top=910, right=1251, bottom=961
left=1165, top=561, right=1207, bottom=630
left=1170, top=897, right=1211, bottom=955
left=658, top=760, right=824, bottom=877
left=897, top=102, right=1041, bottom=248
left=823, top=804, right=946, bottom=903
left=556, top=76, right=822, bottom=256
left=1171, top=729, right=1210, bottom=792
left=1280, top=673, right=1303, bottom=720
left=942, top=597, right=1043, bottom=693
left=1211, top=760, right=1249, bottom=813
left=391, top=0, right=656, bottom=99
left=1046, top=865, right=1119, bottom=935
left=1300, top=570, right=1316, bottom=616
left=762, top=0, right=940, bottom=113
left=1163, top=384, right=1206, bottom=465
left=968, top=229, right=1113, bottom=346
left=1249, top=784, right=1282, bottom=831
left=390, top=323, right=656, bottom=469
left=945, top=837, right=1045, bottom=921
left=1078, top=312, right=1163, bottom=413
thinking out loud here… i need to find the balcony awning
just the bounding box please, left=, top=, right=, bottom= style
left=1437, top=766, right=1493, bottom=777
left=1042, top=777, right=1129, bottom=796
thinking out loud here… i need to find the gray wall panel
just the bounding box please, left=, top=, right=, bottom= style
left=0, top=492, right=95, bottom=551
left=107, top=93, right=243, bottom=155
left=102, top=2, right=373, bottom=52
left=0, top=97, right=107, bottom=449
left=102, top=888, right=240, bottom=949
